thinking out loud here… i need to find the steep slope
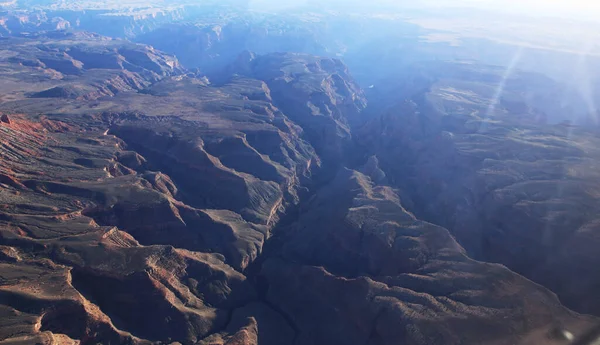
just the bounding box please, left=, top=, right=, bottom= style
left=0, top=31, right=182, bottom=105
left=260, top=168, right=595, bottom=345
left=0, top=32, right=597, bottom=345
left=135, top=22, right=330, bottom=74
left=223, top=51, right=367, bottom=171
left=0, top=113, right=262, bottom=344
left=0, top=35, right=322, bottom=344
left=0, top=6, right=189, bottom=38
left=358, top=61, right=600, bottom=316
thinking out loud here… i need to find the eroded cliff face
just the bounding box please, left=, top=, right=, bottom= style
left=224, top=52, right=367, bottom=172
left=0, top=6, right=189, bottom=38
left=0, top=32, right=598, bottom=345
left=357, top=62, right=600, bottom=316
left=0, top=34, right=328, bottom=344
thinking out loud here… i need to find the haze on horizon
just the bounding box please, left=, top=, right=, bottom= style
left=246, top=0, right=600, bottom=20
left=11, top=0, right=600, bottom=20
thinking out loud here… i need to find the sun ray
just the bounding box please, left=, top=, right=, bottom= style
left=480, top=46, right=523, bottom=132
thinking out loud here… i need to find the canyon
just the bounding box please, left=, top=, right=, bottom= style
left=1, top=2, right=600, bottom=345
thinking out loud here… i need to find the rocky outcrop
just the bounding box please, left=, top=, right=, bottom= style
left=107, top=123, right=284, bottom=224
left=0, top=114, right=263, bottom=344
left=0, top=31, right=182, bottom=107
left=224, top=52, right=367, bottom=171
left=30, top=70, right=150, bottom=100
left=259, top=168, right=596, bottom=345
left=199, top=318, right=259, bottom=345
left=0, top=11, right=71, bottom=36
left=135, top=22, right=329, bottom=74
left=358, top=62, right=600, bottom=316
left=0, top=259, right=133, bottom=344
left=0, top=32, right=598, bottom=345
left=0, top=7, right=187, bottom=39
left=0, top=43, right=331, bottom=344
left=0, top=114, right=9, bottom=124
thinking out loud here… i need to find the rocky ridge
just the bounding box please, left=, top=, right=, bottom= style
left=0, top=31, right=598, bottom=345
left=357, top=63, right=600, bottom=316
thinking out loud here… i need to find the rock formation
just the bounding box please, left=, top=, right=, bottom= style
left=0, top=29, right=598, bottom=345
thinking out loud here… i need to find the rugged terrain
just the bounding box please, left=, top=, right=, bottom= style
left=356, top=62, right=600, bottom=316
left=0, top=23, right=599, bottom=345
